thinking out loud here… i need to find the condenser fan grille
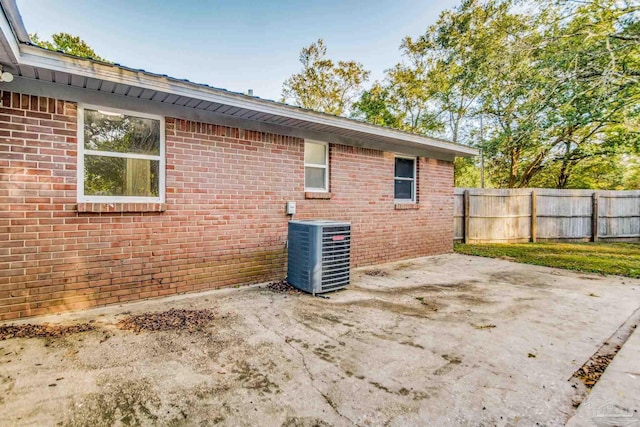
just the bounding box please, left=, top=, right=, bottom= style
left=321, top=226, right=350, bottom=292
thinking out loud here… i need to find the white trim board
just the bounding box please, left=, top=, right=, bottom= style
left=7, top=77, right=461, bottom=161
left=77, top=104, right=166, bottom=204
left=12, top=45, right=476, bottom=158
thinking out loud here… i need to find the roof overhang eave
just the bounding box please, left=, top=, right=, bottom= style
left=15, top=46, right=478, bottom=157
left=0, top=0, right=25, bottom=63
left=0, top=11, right=478, bottom=158
left=16, top=46, right=478, bottom=157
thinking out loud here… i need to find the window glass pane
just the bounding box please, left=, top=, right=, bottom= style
left=84, top=109, right=160, bottom=155
left=85, top=155, right=159, bottom=197
left=395, top=157, right=415, bottom=178
left=395, top=179, right=413, bottom=200
left=305, top=142, right=327, bottom=165
left=305, top=166, right=326, bottom=190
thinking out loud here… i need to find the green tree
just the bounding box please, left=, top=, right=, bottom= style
left=460, top=0, right=639, bottom=188
left=624, top=156, right=640, bottom=189
left=454, top=157, right=482, bottom=187
left=351, top=47, right=443, bottom=135
left=351, top=83, right=402, bottom=128
left=30, top=32, right=106, bottom=61
left=385, top=0, right=638, bottom=189
left=286, top=1, right=639, bottom=189
left=478, top=5, right=549, bottom=188
left=399, top=0, right=511, bottom=144
left=530, top=0, right=640, bottom=188
left=353, top=0, right=539, bottom=185
left=281, top=39, right=370, bottom=116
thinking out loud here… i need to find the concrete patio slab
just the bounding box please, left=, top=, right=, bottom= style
left=0, top=253, right=638, bottom=426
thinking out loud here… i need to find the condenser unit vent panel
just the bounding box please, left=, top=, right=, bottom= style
left=287, top=220, right=351, bottom=294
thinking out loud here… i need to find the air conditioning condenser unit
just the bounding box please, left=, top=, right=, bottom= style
left=287, top=220, right=351, bottom=295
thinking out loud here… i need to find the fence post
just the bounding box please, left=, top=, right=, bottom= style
left=531, top=190, right=537, bottom=243
left=592, top=192, right=599, bottom=242
left=463, top=190, right=470, bottom=244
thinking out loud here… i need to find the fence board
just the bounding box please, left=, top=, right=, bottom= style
left=453, top=191, right=465, bottom=241
left=454, top=188, right=640, bottom=243
left=537, top=217, right=592, bottom=240
left=598, top=194, right=640, bottom=238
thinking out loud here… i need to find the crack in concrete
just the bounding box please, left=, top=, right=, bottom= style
left=253, top=312, right=358, bottom=426
left=297, top=318, right=345, bottom=345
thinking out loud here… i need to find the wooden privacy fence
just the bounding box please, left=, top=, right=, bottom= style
left=454, top=188, right=640, bottom=243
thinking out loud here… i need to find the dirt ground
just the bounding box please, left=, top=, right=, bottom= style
left=1, top=253, right=639, bottom=426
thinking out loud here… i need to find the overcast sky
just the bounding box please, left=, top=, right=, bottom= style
left=17, top=0, right=459, bottom=101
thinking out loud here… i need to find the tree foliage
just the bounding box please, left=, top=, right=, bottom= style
left=531, top=0, right=640, bottom=188
left=454, top=157, right=482, bottom=187
left=286, top=0, right=639, bottom=189
left=406, top=0, right=638, bottom=188
left=352, top=62, right=442, bottom=135
left=30, top=32, right=106, bottom=61
left=281, top=39, right=370, bottom=116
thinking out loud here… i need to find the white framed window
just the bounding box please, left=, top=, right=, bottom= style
left=304, top=140, right=329, bottom=192
left=394, top=155, right=416, bottom=203
left=77, top=105, right=165, bottom=203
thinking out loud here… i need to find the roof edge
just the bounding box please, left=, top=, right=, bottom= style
left=13, top=43, right=479, bottom=158
left=0, top=0, right=29, bottom=44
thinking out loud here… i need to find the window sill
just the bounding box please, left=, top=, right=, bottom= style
left=395, top=203, right=419, bottom=210
left=305, top=192, right=332, bottom=200
left=77, top=202, right=167, bottom=213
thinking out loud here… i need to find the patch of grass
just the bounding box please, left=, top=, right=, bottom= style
left=454, top=242, right=640, bottom=278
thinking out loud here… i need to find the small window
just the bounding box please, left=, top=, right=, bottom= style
left=394, top=156, right=416, bottom=202
left=304, top=141, right=328, bottom=192
left=78, top=106, right=165, bottom=203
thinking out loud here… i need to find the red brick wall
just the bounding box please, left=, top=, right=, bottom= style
left=298, top=145, right=453, bottom=265
left=0, top=91, right=453, bottom=320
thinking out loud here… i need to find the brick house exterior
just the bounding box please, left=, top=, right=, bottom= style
left=0, top=2, right=475, bottom=320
